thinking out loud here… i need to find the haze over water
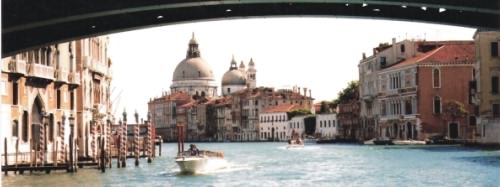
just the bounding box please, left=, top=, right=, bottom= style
left=3, top=143, right=500, bottom=186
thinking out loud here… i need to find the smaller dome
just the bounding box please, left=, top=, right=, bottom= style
left=222, top=70, right=246, bottom=86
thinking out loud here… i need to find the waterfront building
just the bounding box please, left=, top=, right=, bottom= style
left=337, top=99, right=361, bottom=140
left=259, top=104, right=300, bottom=141
left=170, top=33, right=217, bottom=97
left=472, top=31, right=500, bottom=145
left=75, top=37, right=113, bottom=159
left=0, top=36, right=112, bottom=164
left=148, top=91, right=192, bottom=142
left=1, top=43, right=78, bottom=164
left=214, top=97, right=232, bottom=141
left=377, top=41, right=475, bottom=140
left=288, top=115, right=307, bottom=139
left=315, top=113, right=338, bottom=140
left=148, top=33, right=312, bottom=142
left=358, top=38, right=417, bottom=140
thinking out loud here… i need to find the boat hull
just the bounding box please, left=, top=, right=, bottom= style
left=175, top=157, right=208, bottom=174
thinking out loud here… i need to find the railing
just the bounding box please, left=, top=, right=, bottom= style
left=8, top=59, right=27, bottom=75
left=84, top=56, right=109, bottom=75
left=27, top=63, right=55, bottom=80
left=68, top=72, right=81, bottom=85
left=55, top=69, right=69, bottom=83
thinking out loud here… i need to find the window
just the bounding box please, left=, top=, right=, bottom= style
left=493, top=104, right=500, bottom=117
left=405, top=99, right=412, bottom=115
left=434, top=96, right=441, bottom=114
left=491, top=42, right=498, bottom=57
left=70, top=91, right=75, bottom=109
left=12, top=80, right=18, bottom=105
left=328, top=120, right=331, bottom=127
left=469, top=116, right=476, bottom=126
left=227, top=88, right=231, bottom=94
left=12, top=120, right=18, bottom=137
left=380, top=56, right=387, bottom=67
left=58, top=122, right=62, bottom=137
left=49, top=114, right=54, bottom=142
left=56, top=89, right=61, bottom=109
left=400, top=44, right=405, bottom=53
left=22, top=111, right=28, bottom=142
left=433, top=69, right=440, bottom=88
left=492, top=76, right=499, bottom=94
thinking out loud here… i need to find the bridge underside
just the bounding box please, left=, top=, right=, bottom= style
left=2, top=0, right=500, bottom=56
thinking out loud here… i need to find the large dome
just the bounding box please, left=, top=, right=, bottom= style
left=172, top=57, right=214, bottom=81
left=222, top=69, right=246, bottom=85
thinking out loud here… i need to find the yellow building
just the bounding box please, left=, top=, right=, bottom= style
left=473, top=31, right=500, bottom=145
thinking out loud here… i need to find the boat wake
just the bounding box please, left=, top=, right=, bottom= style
left=196, top=161, right=252, bottom=174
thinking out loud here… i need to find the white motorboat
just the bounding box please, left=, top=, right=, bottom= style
left=392, top=140, right=427, bottom=145
left=175, top=150, right=226, bottom=174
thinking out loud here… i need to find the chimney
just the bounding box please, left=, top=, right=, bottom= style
left=309, top=89, right=312, bottom=98
left=298, top=87, right=301, bottom=94
left=303, top=88, right=307, bottom=97
left=362, top=53, right=366, bottom=59
left=392, top=37, right=396, bottom=45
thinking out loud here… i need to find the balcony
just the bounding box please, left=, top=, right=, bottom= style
left=27, top=63, right=54, bottom=80
left=7, top=59, right=27, bottom=75
left=68, top=72, right=81, bottom=85
left=83, top=56, right=108, bottom=75
left=55, top=69, right=68, bottom=83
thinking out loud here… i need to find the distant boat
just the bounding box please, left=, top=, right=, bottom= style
left=392, top=140, right=426, bottom=145
left=373, top=137, right=394, bottom=145
left=363, top=138, right=375, bottom=145
left=287, top=130, right=304, bottom=149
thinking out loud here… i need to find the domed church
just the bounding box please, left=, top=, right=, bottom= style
left=170, top=33, right=218, bottom=97
left=221, top=55, right=257, bottom=96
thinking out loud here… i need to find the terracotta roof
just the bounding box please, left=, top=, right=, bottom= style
left=262, top=104, right=300, bottom=113
left=390, top=42, right=475, bottom=69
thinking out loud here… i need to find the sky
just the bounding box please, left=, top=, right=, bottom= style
left=108, top=17, right=475, bottom=119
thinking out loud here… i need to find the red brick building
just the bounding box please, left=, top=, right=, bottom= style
left=377, top=41, right=475, bottom=140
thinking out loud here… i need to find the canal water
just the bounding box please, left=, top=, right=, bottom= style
left=3, top=143, right=500, bottom=187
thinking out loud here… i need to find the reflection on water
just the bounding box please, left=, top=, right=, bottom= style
left=3, top=143, right=500, bottom=187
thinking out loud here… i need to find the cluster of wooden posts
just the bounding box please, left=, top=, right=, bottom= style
left=1, top=121, right=162, bottom=175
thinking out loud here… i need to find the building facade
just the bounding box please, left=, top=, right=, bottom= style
left=377, top=41, right=475, bottom=141
left=0, top=36, right=112, bottom=164
left=472, top=31, right=500, bottom=145
left=75, top=37, right=113, bottom=158
left=315, top=113, right=338, bottom=140
left=259, top=104, right=299, bottom=141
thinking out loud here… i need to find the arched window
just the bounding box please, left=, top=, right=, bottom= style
left=433, top=68, right=441, bottom=88
left=433, top=96, right=441, bottom=114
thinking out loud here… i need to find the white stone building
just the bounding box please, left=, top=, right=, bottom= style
left=259, top=104, right=298, bottom=141
left=315, top=113, right=338, bottom=139
left=288, top=115, right=307, bottom=140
